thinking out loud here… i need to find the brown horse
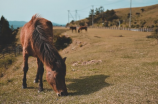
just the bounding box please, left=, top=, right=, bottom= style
left=20, top=14, right=68, bottom=96
left=78, top=26, right=87, bottom=33
left=70, top=26, right=76, bottom=33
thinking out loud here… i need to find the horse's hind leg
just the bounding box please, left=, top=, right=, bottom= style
left=22, top=53, right=29, bottom=89
left=36, top=58, right=44, bottom=92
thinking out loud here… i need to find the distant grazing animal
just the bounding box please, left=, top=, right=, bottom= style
left=20, top=14, right=68, bottom=96
left=78, top=26, right=87, bottom=33
left=70, top=26, right=77, bottom=33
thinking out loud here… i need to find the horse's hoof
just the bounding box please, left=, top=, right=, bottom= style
left=38, top=89, right=43, bottom=93
left=34, top=80, right=38, bottom=83
left=38, top=87, right=43, bottom=92
left=22, top=85, right=27, bottom=89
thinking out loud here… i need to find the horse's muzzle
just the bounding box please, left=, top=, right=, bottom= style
left=57, top=92, right=68, bottom=96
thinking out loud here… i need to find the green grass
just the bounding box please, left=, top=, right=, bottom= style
left=1, top=28, right=158, bottom=103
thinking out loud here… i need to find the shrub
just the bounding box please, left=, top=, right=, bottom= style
left=54, top=35, right=72, bottom=50
left=53, top=29, right=72, bottom=50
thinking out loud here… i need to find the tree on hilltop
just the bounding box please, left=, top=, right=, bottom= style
left=87, top=7, right=118, bottom=26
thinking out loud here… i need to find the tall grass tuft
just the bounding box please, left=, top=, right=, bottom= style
left=0, top=56, right=16, bottom=77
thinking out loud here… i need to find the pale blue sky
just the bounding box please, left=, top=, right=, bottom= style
left=0, top=0, right=158, bottom=24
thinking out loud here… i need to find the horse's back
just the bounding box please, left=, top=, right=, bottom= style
left=21, top=24, right=30, bottom=43
left=20, top=14, right=53, bottom=57
left=20, top=17, right=35, bottom=56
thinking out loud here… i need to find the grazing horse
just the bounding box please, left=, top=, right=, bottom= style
left=70, top=26, right=76, bottom=33
left=78, top=26, right=87, bottom=33
left=20, top=14, right=68, bottom=96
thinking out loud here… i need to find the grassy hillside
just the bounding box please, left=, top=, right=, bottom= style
left=72, top=4, right=158, bottom=28
left=0, top=28, right=158, bottom=103
left=115, top=4, right=158, bottom=28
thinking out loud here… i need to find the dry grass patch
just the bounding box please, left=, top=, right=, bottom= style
left=1, top=28, right=158, bottom=103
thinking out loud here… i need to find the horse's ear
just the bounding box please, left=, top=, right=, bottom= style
left=63, top=57, right=67, bottom=62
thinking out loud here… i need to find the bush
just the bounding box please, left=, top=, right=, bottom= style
left=54, top=35, right=72, bottom=50
left=131, top=25, right=135, bottom=28
left=53, top=29, right=72, bottom=50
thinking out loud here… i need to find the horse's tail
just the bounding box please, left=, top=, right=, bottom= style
left=32, top=15, right=59, bottom=67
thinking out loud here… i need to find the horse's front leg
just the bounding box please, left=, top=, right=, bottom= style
left=22, top=52, right=29, bottom=89
left=34, top=58, right=39, bottom=83
left=37, top=58, right=44, bottom=92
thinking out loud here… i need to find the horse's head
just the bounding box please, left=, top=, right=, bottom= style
left=46, top=57, right=68, bottom=96
left=70, top=27, right=73, bottom=29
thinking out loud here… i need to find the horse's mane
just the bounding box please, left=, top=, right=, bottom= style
left=31, top=15, right=65, bottom=70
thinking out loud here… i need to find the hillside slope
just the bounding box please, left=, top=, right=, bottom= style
left=72, top=4, right=158, bottom=28
left=9, top=21, right=27, bottom=29
left=115, top=4, right=158, bottom=27
left=1, top=28, right=158, bottom=103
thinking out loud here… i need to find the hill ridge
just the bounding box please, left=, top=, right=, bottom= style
left=9, top=21, right=66, bottom=29
left=72, top=4, right=158, bottom=28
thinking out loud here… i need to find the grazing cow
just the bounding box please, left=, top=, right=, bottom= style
left=78, top=26, right=87, bottom=33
